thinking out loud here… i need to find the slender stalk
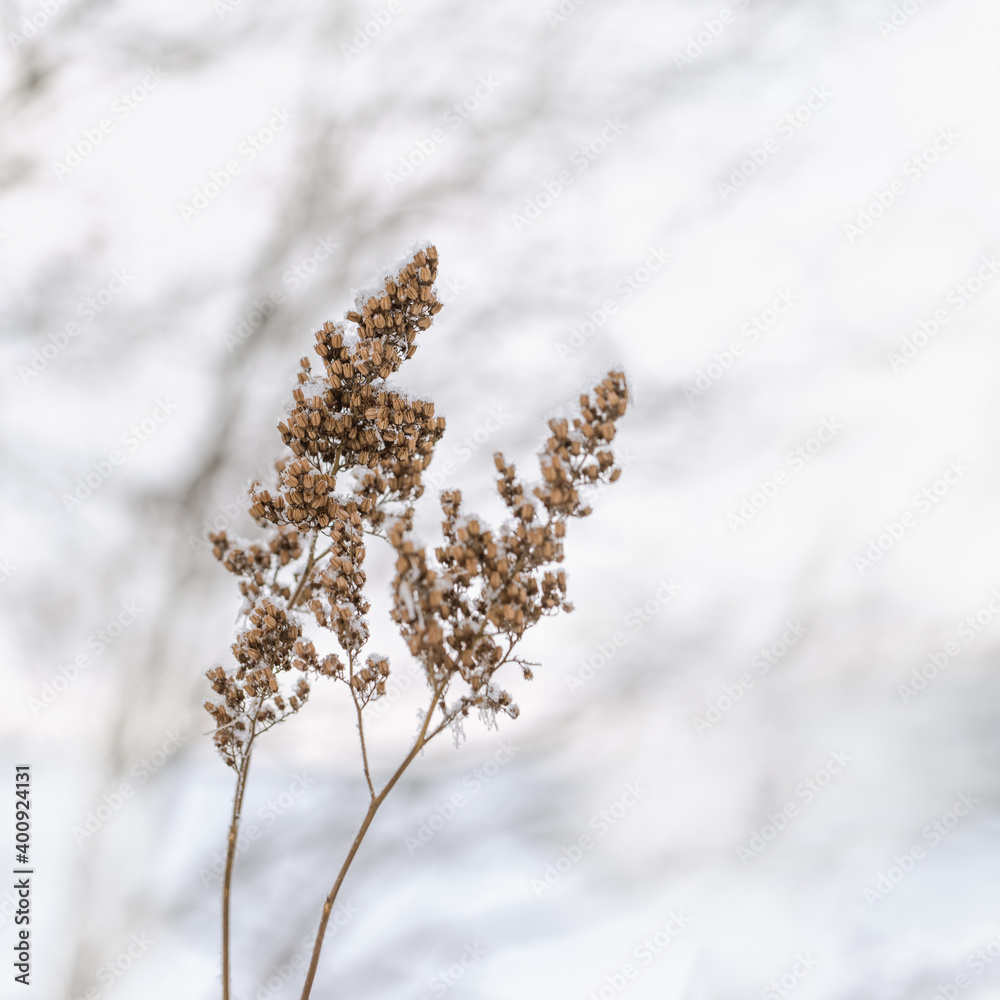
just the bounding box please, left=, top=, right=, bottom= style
left=223, top=529, right=321, bottom=998
left=288, top=531, right=319, bottom=610
left=222, top=741, right=254, bottom=1000
left=299, top=685, right=444, bottom=1000
left=349, top=652, right=376, bottom=801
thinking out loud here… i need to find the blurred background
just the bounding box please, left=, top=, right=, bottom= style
left=2, top=0, right=1000, bottom=997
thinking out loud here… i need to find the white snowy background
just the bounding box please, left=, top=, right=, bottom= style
left=1, top=0, right=1000, bottom=998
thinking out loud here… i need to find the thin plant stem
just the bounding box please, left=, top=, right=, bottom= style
left=298, top=684, right=444, bottom=1000
left=288, top=531, right=319, bottom=610
left=348, top=652, right=376, bottom=801
left=222, top=739, right=254, bottom=1000
left=223, top=534, right=321, bottom=998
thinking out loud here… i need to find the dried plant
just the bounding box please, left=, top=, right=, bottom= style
left=203, top=243, right=629, bottom=1000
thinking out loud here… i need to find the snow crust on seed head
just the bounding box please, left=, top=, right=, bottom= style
left=350, top=238, right=435, bottom=314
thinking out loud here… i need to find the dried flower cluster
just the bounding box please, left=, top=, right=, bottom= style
left=203, top=243, right=629, bottom=1000
left=386, top=370, right=628, bottom=729
left=203, top=246, right=445, bottom=768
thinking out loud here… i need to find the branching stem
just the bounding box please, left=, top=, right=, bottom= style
left=298, top=683, right=444, bottom=1000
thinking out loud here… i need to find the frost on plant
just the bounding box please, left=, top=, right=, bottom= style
left=202, top=243, right=629, bottom=1000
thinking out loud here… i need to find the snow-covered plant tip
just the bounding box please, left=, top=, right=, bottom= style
left=203, top=243, right=629, bottom=1000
